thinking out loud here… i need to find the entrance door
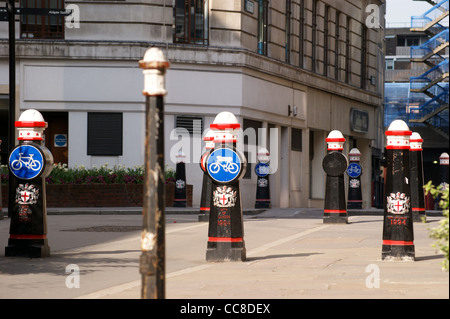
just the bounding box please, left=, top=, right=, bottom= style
left=41, top=112, right=68, bottom=165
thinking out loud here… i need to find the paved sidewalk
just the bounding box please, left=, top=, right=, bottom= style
left=0, top=208, right=448, bottom=299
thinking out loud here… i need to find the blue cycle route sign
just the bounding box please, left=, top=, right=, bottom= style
left=206, top=148, right=242, bottom=183
left=9, top=144, right=44, bottom=180
left=347, top=162, right=362, bottom=178
left=255, top=162, right=270, bottom=177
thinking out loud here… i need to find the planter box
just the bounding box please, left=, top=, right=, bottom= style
left=1, top=183, right=192, bottom=208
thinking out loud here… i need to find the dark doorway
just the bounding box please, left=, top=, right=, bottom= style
left=41, top=112, right=68, bottom=165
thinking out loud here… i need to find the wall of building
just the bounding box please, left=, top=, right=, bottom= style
left=0, top=0, right=385, bottom=209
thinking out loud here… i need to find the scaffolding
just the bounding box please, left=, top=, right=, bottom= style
left=407, top=0, right=449, bottom=139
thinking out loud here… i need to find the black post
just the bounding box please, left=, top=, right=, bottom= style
left=322, top=130, right=348, bottom=224
left=347, top=148, right=363, bottom=209
left=203, top=112, right=247, bottom=262
left=409, top=132, right=425, bottom=222
left=382, top=120, right=414, bottom=261
left=439, top=152, right=449, bottom=188
left=139, top=48, right=169, bottom=299
left=255, top=147, right=271, bottom=209
left=5, top=110, right=53, bottom=258
left=173, top=150, right=187, bottom=207
left=437, top=152, right=449, bottom=210
left=199, top=131, right=214, bottom=222
left=8, top=0, right=16, bottom=218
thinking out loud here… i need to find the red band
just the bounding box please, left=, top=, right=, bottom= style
left=210, top=123, right=240, bottom=130
left=200, top=207, right=210, bottom=211
left=324, top=209, right=347, bottom=213
left=383, top=240, right=414, bottom=246
left=18, top=137, right=44, bottom=141
left=214, top=139, right=237, bottom=143
left=15, top=121, right=47, bottom=128
left=385, top=130, right=412, bottom=136
left=208, top=237, right=243, bottom=242
left=326, top=138, right=346, bottom=142
left=412, top=207, right=425, bottom=211
left=386, top=145, right=410, bottom=150
left=9, top=234, right=47, bottom=239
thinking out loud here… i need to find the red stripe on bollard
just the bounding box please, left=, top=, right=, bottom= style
left=383, top=240, right=414, bottom=246
left=208, top=237, right=243, bottom=242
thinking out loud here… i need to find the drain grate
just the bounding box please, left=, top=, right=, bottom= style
left=61, top=226, right=141, bottom=232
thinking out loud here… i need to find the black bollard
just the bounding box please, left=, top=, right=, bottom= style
left=139, top=47, right=169, bottom=299
left=255, top=147, right=271, bottom=209
left=173, top=150, right=187, bottom=207
left=203, top=112, right=247, bottom=262
left=439, top=152, right=449, bottom=188
left=322, top=130, right=348, bottom=224
left=0, top=139, right=3, bottom=220
left=199, top=131, right=214, bottom=222
left=437, top=152, right=449, bottom=210
left=347, top=148, right=363, bottom=209
left=382, top=120, right=414, bottom=261
left=5, top=109, right=53, bottom=258
left=409, top=132, right=426, bottom=222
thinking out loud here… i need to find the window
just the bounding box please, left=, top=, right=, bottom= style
left=345, top=16, right=351, bottom=84
left=311, top=0, right=317, bottom=73
left=174, top=0, right=209, bottom=45
left=361, top=24, right=367, bottom=89
left=285, top=0, right=292, bottom=63
left=87, top=113, right=123, bottom=156
left=298, top=0, right=305, bottom=68
left=175, top=116, right=203, bottom=136
left=386, top=59, right=394, bottom=70
left=397, top=36, right=420, bottom=47
left=324, top=4, right=329, bottom=77
left=291, top=128, right=302, bottom=152
left=257, top=0, right=269, bottom=55
left=20, top=0, right=65, bottom=39
left=335, top=10, right=340, bottom=80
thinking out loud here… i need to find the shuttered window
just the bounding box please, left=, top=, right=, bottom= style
left=175, top=116, right=203, bottom=136
left=87, top=112, right=123, bottom=156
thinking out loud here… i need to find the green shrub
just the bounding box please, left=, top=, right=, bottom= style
left=1, top=163, right=176, bottom=185
left=424, top=180, right=449, bottom=271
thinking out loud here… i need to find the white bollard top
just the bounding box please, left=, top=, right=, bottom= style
left=140, top=47, right=169, bottom=96
left=348, top=148, right=361, bottom=161
left=176, top=150, right=186, bottom=163
left=440, top=152, right=449, bottom=165
left=410, top=132, right=423, bottom=151
left=257, top=147, right=270, bottom=163
left=326, top=130, right=345, bottom=151
left=385, top=119, right=412, bottom=150
left=15, top=109, right=47, bottom=141
left=210, top=111, right=240, bottom=143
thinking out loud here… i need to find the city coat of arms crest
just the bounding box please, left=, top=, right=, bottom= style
left=213, top=186, right=237, bottom=208
left=386, top=192, right=410, bottom=215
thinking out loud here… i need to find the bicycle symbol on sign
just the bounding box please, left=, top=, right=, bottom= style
left=10, top=153, right=42, bottom=172
left=347, top=165, right=361, bottom=175
left=208, top=156, right=239, bottom=174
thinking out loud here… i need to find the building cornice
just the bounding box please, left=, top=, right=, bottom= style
left=0, top=40, right=382, bottom=107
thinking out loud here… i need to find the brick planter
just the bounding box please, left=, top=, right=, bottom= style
left=1, top=183, right=192, bottom=208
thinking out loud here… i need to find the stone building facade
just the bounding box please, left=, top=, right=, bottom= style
left=0, top=0, right=386, bottom=209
